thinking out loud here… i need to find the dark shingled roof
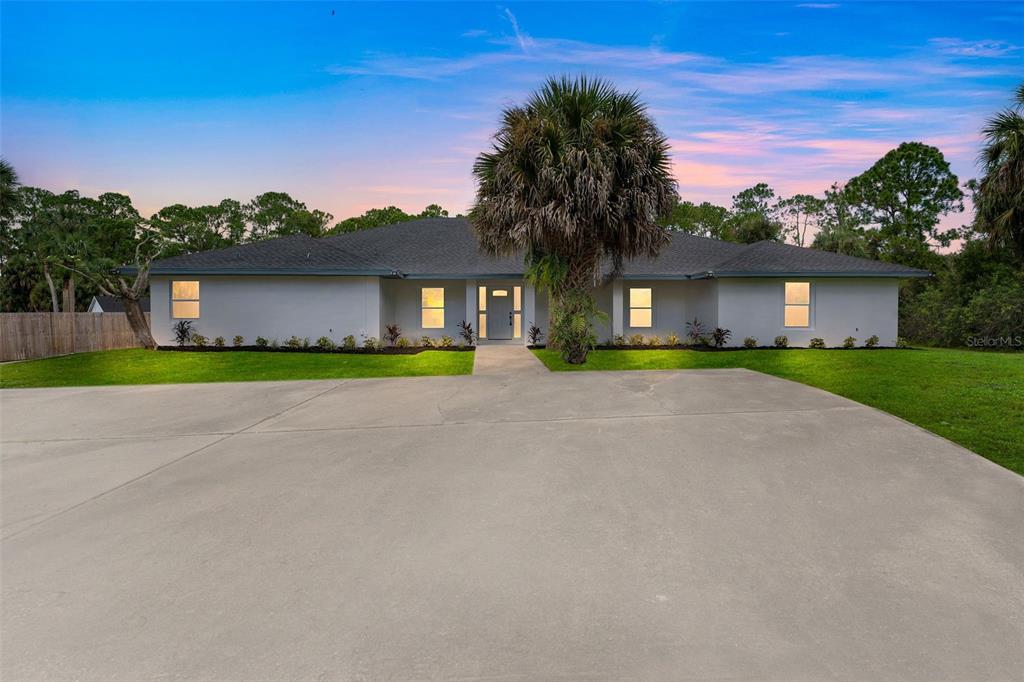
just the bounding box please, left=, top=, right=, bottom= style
left=89, top=295, right=150, bottom=313
left=148, top=217, right=930, bottom=279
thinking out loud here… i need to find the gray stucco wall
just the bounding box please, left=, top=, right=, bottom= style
left=717, top=277, right=900, bottom=347
left=150, top=275, right=382, bottom=346
left=380, top=279, right=469, bottom=341
left=617, top=279, right=718, bottom=340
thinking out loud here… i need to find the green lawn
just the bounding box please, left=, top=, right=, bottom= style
left=0, top=348, right=475, bottom=388
left=534, top=347, right=1024, bottom=476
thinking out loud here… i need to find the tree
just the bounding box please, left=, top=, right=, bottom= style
left=0, top=158, right=22, bottom=238
left=845, top=142, right=964, bottom=267
left=330, top=204, right=453, bottom=234
left=723, top=183, right=783, bottom=243
left=150, top=200, right=246, bottom=255
left=974, top=82, right=1024, bottom=262
left=246, top=192, right=333, bottom=239
left=777, top=193, right=824, bottom=247
left=470, top=76, right=677, bottom=363
left=812, top=182, right=869, bottom=256
left=660, top=200, right=729, bottom=238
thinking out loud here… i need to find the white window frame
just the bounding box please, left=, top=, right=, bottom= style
left=783, top=282, right=811, bottom=328
left=421, top=287, right=445, bottom=329
left=171, top=281, right=200, bottom=319
left=629, top=287, right=652, bottom=328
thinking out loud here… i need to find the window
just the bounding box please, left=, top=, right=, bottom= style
left=421, top=287, right=444, bottom=328
left=171, top=281, right=200, bottom=319
left=784, top=282, right=811, bottom=327
left=513, top=286, right=522, bottom=338
left=629, top=287, right=652, bottom=328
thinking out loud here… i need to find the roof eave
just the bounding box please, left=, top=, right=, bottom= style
left=146, top=268, right=397, bottom=277
left=695, top=270, right=932, bottom=279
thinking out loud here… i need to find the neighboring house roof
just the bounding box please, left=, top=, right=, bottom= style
left=88, top=295, right=151, bottom=313
left=146, top=217, right=930, bottom=279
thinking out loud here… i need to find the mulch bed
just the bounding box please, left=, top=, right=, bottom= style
left=157, top=345, right=474, bottom=355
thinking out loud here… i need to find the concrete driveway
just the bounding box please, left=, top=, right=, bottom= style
left=2, top=369, right=1022, bottom=681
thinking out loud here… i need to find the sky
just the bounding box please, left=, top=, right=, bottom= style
left=2, top=1, right=1022, bottom=231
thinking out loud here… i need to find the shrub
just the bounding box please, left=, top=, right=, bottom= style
left=285, top=335, right=303, bottom=349
left=383, top=323, right=402, bottom=346
left=255, top=336, right=269, bottom=348
left=809, top=337, right=826, bottom=349
left=842, top=336, right=856, bottom=349
left=232, top=335, right=244, bottom=347
left=316, top=336, right=336, bottom=350
left=612, top=334, right=626, bottom=346
left=270, top=338, right=279, bottom=348
left=774, top=335, right=789, bottom=348
left=648, top=335, right=662, bottom=346
left=396, top=336, right=411, bottom=348
left=743, top=336, right=758, bottom=348
left=191, top=333, right=207, bottom=347
left=528, top=323, right=544, bottom=345
left=457, top=320, right=475, bottom=345
left=362, top=336, right=378, bottom=351
left=342, top=334, right=357, bottom=350
left=711, top=327, right=732, bottom=348
left=213, top=336, right=225, bottom=347
left=439, top=334, right=455, bottom=348
left=419, top=336, right=434, bottom=348
left=686, top=317, right=705, bottom=344
left=665, top=332, right=680, bottom=346
left=865, top=334, right=880, bottom=348
left=302, top=337, right=310, bottom=349
left=896, top=336, right=910, bottom=349
left=173, top=320, right=194, bottom=347
left=628, top=333, right=645, bottom=346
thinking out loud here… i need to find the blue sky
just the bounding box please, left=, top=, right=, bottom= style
left=2, top=1, right=1022, bottom=227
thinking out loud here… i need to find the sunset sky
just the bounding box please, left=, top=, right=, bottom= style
left=2, top=1, right=1022, bottom=228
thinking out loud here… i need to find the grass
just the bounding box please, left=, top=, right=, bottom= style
left=534, top=347, right=1024, bottom=476
left=0, top=348, right=475, bottom=388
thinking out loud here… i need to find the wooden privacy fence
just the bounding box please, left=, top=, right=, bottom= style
left=0, top=313, right=152, bottom=362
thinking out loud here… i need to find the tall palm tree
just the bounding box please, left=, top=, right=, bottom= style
left=470, top=76, right=677, bottom=363
left=0, top=158, right=22, bottom=225
left=976, top=82, right=1024, bottom=261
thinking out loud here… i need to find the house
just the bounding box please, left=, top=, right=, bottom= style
left=87, top=295, right=151, bottom=314
left=145, top=217, right=928, bottom=347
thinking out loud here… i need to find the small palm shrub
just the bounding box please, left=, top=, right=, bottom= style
left=362, top=336, right=378, bottom=350
left=896, top=336, right=909, bottom=348
left=342, top=334, right=356, bottom=349
left=173, top=320, right=194, bottom=347
left=269, top=338, right=279, bottom=348
left=665, top=332, right=680, bottom=346
left=528, top=323, right=544, bottom=345
left=628, top=333, right=645, bottom=346
left=711, top=327, right=732, bottom=348
left=316, top=336, right=336, bottom=350
left=255, top=336, right=269, bottom=348
left=191, top=333, right=208, bottom=347
left=420, top=336, right=434, bottom=348
left=612, top=334, right=626, bottom=346
left=809, top=337, right=826, bottom=349
left=843, top=336, right=856, bottom=349
left=213, top=336, right=225, bottom=347
left=302, top=337, right=310, bottom=349
left=232, top=335, right=244, bottom=347
left=457, top=320, right=475, bottom=345
left=648, top=335, right=662, bottom=346
left=285, top=335, right=303, bottom=349
left=396, top=336, right=411, bottom=348
left=865, top=334, right=880, bottom=348
left=383, top=323, right=402, bottom=346
left=743, top=336, right=757, bottom=348
left=686, top=317, right=705, bottom=344
left=774, top=335, right=789, bottom=348
left=439, top=334, right=455, bottom=348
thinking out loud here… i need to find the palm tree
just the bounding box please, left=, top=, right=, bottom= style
left=976, top=82, right=1024, bottom=261
left=0, top=158, right=22, bottom=226
left=470, top=77, right=677, bottom=363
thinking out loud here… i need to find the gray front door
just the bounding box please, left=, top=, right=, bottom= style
left=488, top=287, right=514, bottom=340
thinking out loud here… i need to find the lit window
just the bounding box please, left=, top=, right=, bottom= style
left=479, top=313, right=487, bottom=338
left=784, top=282, right=811, bottom=327
left=478, top=285, right=487, bottom=311
left=629, top=287, right=652, bottom=328
left=421, top=287, right=444, bottom=328
left=492, top=289, right=508, bottom=297
left=171, top=281, right=200, bottom=319
left=513, top=286, right=522, bottom=311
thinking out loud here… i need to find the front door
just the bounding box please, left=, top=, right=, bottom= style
left=487, top=287, right=515, bottom=340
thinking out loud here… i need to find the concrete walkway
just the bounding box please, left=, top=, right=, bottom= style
left=2, top=370, right=1022, bottom=680
left=472, top=343, right=548, bottom=375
